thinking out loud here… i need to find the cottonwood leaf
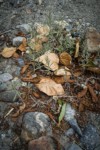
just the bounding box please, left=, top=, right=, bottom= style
left=36, top=77, right=64, bottom=96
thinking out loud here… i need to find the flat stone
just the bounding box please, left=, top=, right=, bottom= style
left=16, top=24, right=32, bottom=34
left=0, top=90, right=19, bottom=102
left=28, top=136, right=58, bottom=150
left=0, top=73, right=13, bottom=83
left=21, top=112, right=52, bottom=141
left=84, top=27, right=100, bottom=53
left=80, top=124, right=100, bottom=150
left=13, top=36, right=24, bottom=46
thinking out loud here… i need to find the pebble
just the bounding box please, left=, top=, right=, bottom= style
left=0, top=73, right=13, bottom=83
left=28, top=136, right=58, bottom=150
left=13, top=36, right=24, bottom=46
left=17, top=58, right=25, bottom=67
left=80, top=124, right=100, bottom=150
left=65, top=128, right=74, bottom=137
left=0, top=90, right=19, bottom=102
left=16, top=24, right=32, bottom=34
left=21, top=112, right=52, bottom=141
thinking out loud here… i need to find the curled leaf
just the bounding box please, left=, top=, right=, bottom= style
left=77, top=87, right=88, bottom=98
left=88, top=85, right=98, bottom=102
left=18, top=37, right=27, bottom=52
left=59, top=52, right=72, bottom=66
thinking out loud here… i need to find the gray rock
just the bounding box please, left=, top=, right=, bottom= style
left=65, top=128, right=74, bottom=137
left=16, top=24, right=32, bottom=34
left=21, top=112, right=52, bottom=141
left=28, top=136, right=58, bottom=150
left=94, top=145, right=100, bottom=150
left=84, top=27, right=100, bottom=53
left=64, top=104, right=82, bottom=136
left=64, top=143, right=82, bottom=150
left=0, top=73, right=13, bottom=82
left=80, top=124, right=100, bottom=150
left=13, top=36, right=24, bottom=46
left=0, top=90, right=19, bottom=102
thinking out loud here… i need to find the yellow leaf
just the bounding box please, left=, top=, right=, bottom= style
left=1, top=47, right=16, bottom=58
left=36, top=77, right=64, bottom=96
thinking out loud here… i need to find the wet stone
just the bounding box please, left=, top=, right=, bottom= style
left=0, top=90, right=19, bottom=102
left=80, top=124, right=100, bottom=150
left=21, top=112, right=52, bottom=141
left=28, top=136, right=58, bottom=150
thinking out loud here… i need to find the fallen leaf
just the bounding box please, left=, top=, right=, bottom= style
left=73, top=70, right=82, bottom=77
left=1, top=47, right=16, bottom=58
left=77, top=87, right=88, bottom=98
left=74, top=38, right=80, bottom=58
left=36, top=35, right=48, bottom=43
left=87, top=67, right=100, bottom=74
left=18, top=37, right=27, bottom=52
left=88, top=85, right=98, bottom=102
left=36, top=77, right=64, bottom=96
left=13, top=52, right=20, bottom=58
left=53, top=75, right=71, bottom=84
left=94, top=82, right=100, bottom=90
left=54, top=67, right=71, bottom=76
left=36, top=24, right=50, bottom=35
left=32, top=91, right=41, bottom=98
left=21, top=64, right=30, bottom=74
left=59, top=52, right=72, bottom=66
left=34, top=43, right=43, bottom=51
left=58, top=102, right=67, bottom=126
left=21, top=76, right=40, bottom=83
left=36, top=51, right=59, bottom=71
left=12, top=103, right=26, bottom=117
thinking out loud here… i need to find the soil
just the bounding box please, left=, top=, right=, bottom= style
left=0, top=0, right=100, bottom=33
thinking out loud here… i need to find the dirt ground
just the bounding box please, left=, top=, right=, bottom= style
left=0, top=0, right=100, bottom=33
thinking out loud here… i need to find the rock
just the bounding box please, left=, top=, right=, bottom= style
left=64, top=104, right=82, bottom=136
left=16, top=24, right=32, bottom=34
left=80, top=124, right=100, bottom=150
left=94, top=145, right=100, bottom=150
left=84, top=27, right=100, bottom=53
left=0, top=0, right=3, bottom=3
left=0, top=73, right=13, bottom=82
left=17, top=58, right=25, bottom=67
left=21, top=112, right=52, bottom=141
left=28, top=136, right=58, bottom=150
left=64, top=143, right=82, bottom=150
left=12, top=36, right=24, bottom=46
left=0, top=90, right=19, bottom=102
left=65, top=128, right=74, bottom=137
left=9, top=0, right=24, bottom=7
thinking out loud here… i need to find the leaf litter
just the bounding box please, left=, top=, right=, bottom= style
left=1, top=24, right=100, bottom=133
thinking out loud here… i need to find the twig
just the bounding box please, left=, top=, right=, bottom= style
left=4, top=108, right=14, bottom=118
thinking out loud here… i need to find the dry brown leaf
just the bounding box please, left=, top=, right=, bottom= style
left=36, top=24, right=50, bottom=35
left=34, top=43, right=43, bottom=51
left=88, top=85, right=98, bottom=102
left=22, top=76, right=40, bottom=83
left=53, top=75, right=73, bottom=84
left=21, top=64, right=30, bottom=74
left=87, top=67, right=100, bottom=74
left=54, top=67, right=71, bottom=76
left=36, top=77, right=64, bottom=96
left=77, top=87, right=88, bottom=98
left=74, top=38, right=80, bottom=58
left=59, top=52, right=72, bottom=66
left=13, top=52, right=20, bottom=58
left=94, top=82, right=100, bottom=90
left=32, top=91, right=41, bottom=98
left=74, top=70, right=82, bottom=77
left=18, top=37, right=27, bottom=52
left=36, top=51, right=59, bottom=71
left=12, top=103, right=26, bottom=117
left=1, top=47, right=16, bottom=58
